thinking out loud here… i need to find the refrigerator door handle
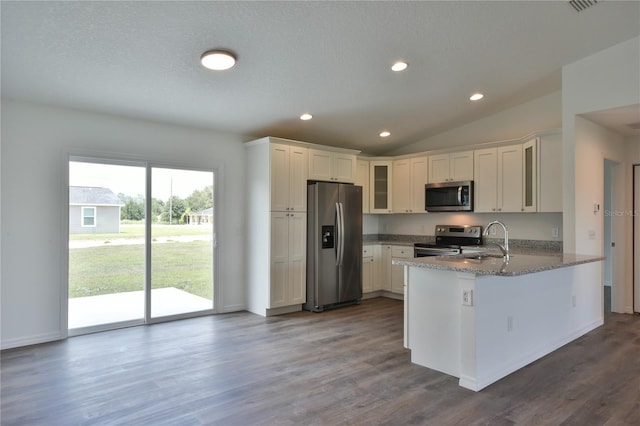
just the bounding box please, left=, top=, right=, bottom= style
left=335, top=202, right=342, bottom=266
left=338, top=202, right=345, bottom=266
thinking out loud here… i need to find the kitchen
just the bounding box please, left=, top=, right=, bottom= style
left=1, top=1, right=639, bottom=424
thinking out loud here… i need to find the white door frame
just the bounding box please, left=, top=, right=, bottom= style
left=634, top=164, right=640, bottom=313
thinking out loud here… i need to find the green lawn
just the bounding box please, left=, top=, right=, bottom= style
left=69, top=241, right=213, bottom=299
left=69, top=224, right=212, bottom=240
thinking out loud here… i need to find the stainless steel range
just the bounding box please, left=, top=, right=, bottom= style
left=414, top=225, right=482, bottom=257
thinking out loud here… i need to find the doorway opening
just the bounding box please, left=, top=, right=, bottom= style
left=603, top=159, right=624, bottom=315
left=68, top=158, right=216, bottom=334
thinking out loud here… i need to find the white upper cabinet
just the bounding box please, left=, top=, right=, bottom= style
left=498, top=144, right=524, bottom=212
left=428, top=151, right=474, bottom=183
left=393, top=156, right=428, bottom=213
left=308, top=149, right=356, bottom=183
left=355, top=159, right=370, bottom=214
left=474, top=144, right=523, bottom=213
left=270, top=144, right=308, bottom=212
left=473, top=148, right=498, bottom=213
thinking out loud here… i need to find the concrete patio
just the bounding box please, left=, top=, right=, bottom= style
left=68, top=287, right=212, bottom=329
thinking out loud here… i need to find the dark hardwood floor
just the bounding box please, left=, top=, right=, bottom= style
left=1, top=297, right=639, bottom=425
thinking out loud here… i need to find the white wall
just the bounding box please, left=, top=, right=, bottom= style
left=562, top=36, right=640, bottom=313
left=370, top=212, right=562, bottom=241
left=562, top=36, right=640, bottom=253
left=387, top=91, right=561, bottom=156
left=0, top=99, right=247, bottom=349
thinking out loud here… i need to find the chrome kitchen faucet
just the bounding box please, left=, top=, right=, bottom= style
left=483, top=220, right=510, bottom=261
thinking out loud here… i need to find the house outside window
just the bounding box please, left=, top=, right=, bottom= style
left=81, top=206, right=96, bottom=227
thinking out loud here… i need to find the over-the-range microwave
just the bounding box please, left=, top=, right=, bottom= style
left=425, top=181, right=474, bottom=212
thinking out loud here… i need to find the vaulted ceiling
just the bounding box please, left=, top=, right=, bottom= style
left=2, top=1, right=639, bottom=154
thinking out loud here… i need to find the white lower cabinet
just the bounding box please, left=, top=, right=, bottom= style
left=362, top=245, right=374, bottom=294
left=380, top=245, right=412, bottom=295
left=391, top=246, right=412, bottom=294
left=381, top=245, right=393, bottom=291
left=269, top=212, right=306, bottom=308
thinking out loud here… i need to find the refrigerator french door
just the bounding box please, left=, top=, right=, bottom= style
left=305, top=182, right=363, bottom=312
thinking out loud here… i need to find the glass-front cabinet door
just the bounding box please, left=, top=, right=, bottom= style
left=369, top=161, right=393, bottom=214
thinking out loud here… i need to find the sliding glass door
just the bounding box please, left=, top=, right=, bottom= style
left=68, top=158, right=215, bottom=334
left=150, top=167, right=214, bottom=318
left=68, top=159, right=147, bottom=330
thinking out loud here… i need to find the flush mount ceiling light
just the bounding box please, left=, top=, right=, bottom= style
left=379, top=131, right=391, bottom=138
left=391, top=61, right=408, bottom=72
left=200, top=49, right=237, bottom=71
left=300, top=113, right=313, bottom=121
left=470, top=93, right=484, bottom=101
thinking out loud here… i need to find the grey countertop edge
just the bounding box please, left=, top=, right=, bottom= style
left=393, top=254, right=605, bottom=277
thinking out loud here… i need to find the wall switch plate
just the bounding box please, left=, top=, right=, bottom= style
left=588, top=230, right=596, bottom=240
left=462, top=289, right=473, bottom=306
left=507, top=316, right=514, bottom=332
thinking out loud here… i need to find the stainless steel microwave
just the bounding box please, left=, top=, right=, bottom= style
left=425, top=181, right=474, bottom=212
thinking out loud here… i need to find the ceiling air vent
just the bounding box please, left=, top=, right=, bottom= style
left=569, top=0, right=599, bottom=12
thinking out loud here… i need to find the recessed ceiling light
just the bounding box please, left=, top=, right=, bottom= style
left=380, top=131, right=391, bottom=137
left=470, top=93, right=484, bottom=101
left=391, top=61, right=408, bottom=72
left=200, top=49, right=237, bottom=71
left=300, top=113, right=313, bottom=121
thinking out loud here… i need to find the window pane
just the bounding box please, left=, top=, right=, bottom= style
left=82, top=207, right=96, bottom=226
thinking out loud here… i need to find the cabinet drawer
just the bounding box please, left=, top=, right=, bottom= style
left=363, top=245, right=373, bottom=258
left=391, top=246, right=413, bottom=258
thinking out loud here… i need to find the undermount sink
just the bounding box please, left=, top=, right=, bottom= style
left=462, top=253, right=509, bottom=261
left=438, top=253, right=511, bottom=262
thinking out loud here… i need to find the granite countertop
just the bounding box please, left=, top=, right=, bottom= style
left=363, top=234, right=563, bottom=252
left=364, top=240, right=416, bottom=247
left=393, top=252, right=604, bottom=277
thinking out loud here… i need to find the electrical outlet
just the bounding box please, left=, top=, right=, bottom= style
left=507, top=316, right=513, bottom=332
left=462, top=289, right=473, bottom=306
left=551, top=227, right=559, bottom=238
left=588, top=230, right=596, bottom=240
left=490, top=226, right=497, bottom=235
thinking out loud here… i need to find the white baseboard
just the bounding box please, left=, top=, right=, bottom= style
left=1, top=331, right=64, bottom=351
left=221, top=303, right=245, bottom=313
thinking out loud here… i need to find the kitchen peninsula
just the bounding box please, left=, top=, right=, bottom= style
left=395, top=252, right=604, bottom=391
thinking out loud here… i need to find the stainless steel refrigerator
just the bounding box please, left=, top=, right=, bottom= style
left=304, top=182, right=362, bottom=312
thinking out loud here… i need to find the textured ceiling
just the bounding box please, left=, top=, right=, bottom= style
left=1, top=1, right=639, bottom=154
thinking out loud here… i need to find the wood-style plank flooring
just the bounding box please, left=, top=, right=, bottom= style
left=1, top=298, right=639, bottom=425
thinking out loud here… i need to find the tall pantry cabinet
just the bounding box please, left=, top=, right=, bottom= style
left=246, top=138, right=308, bottom=316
